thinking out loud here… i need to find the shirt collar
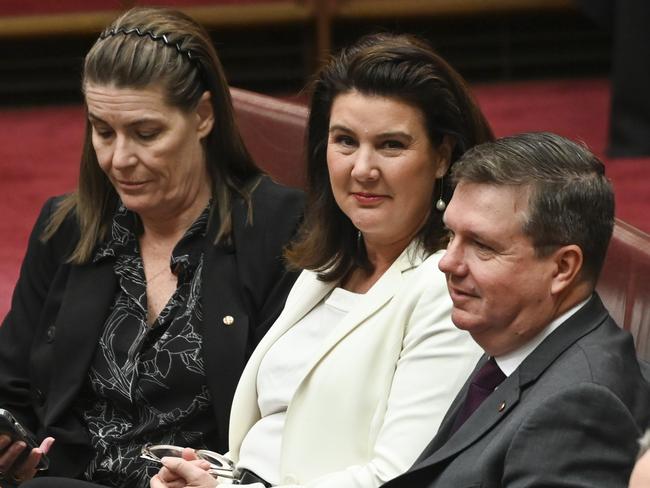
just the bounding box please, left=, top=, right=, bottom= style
left=93, top=200, right=212, bottom=265
left=495, top=295, right=592, bottom=376
left=93, top=203, right=138, bottom=263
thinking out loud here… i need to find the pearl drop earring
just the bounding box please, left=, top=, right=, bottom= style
left=435, top=178, right=446, bottom=211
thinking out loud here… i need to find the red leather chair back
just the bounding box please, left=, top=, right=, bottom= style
left=231, top=87, right=307, bottom=190
left=597, top=220, right=650, bottom=361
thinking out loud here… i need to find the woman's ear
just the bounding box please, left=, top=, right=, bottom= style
left=550, top=244, right=584, bottom=295
left=196, top=91, right=214, bottom=138
left=434, top=134, right=456, bottom=178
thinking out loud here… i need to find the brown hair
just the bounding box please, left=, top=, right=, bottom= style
left=286, top=33, right=494, bottom=282
left=43, top=7, right=261, bottom=263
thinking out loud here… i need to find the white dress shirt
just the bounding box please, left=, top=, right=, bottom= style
left=495, top=296, right=591, bottom=376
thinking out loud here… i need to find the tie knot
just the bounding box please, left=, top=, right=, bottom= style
left=471, top=357, right=506, bottom=392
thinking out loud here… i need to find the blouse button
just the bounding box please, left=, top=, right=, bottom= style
left=283, top=474, right=299, bottom=484
left=222, top=315, right=234, bottom=326
left=34, top=388, right=46, bottom=405
left=46, top=325, right=56, bottom=343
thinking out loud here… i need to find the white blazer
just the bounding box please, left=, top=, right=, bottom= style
left=228, top=244, right=482, bottom=487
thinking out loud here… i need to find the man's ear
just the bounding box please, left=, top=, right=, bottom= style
left=550, top=244, right=584, bottom=295
left=196, top=91, right=214, bottom=138
left=434, top=134, right=456, bottom=178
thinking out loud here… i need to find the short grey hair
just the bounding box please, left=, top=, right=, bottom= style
left=451, top=132, right=615, bottom=285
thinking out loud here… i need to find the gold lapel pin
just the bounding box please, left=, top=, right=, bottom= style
left=222, top=315, right=235, bottom=326
left=498, top=401, right=506, bottom=412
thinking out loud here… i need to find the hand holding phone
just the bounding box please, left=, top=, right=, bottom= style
left=0, top=409, right=53, bottom=480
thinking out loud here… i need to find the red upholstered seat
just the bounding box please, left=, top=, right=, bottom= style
left=597, top=220, right=650, bottom=360
left=231, top=88, right=307, bottom=190
left=230, top=87, right=650, bottom=360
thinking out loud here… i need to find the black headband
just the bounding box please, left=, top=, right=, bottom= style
left=99, top=26, right=199, bottom=64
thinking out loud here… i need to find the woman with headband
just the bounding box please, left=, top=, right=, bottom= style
left=0, top=7, right=303, bottom=488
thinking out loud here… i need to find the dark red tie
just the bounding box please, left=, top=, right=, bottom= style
left=450, top=357, right=506, bottom=434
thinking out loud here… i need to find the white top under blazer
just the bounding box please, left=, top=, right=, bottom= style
left=227, top=242, right=483, bottom=487
left=239, top=287, right=361, bottom=482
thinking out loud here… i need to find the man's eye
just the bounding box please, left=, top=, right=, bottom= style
left=475, top=241, right=494, bottom=253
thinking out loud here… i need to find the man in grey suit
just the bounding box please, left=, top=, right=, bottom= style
left=383, top=132, right=650, bottom=488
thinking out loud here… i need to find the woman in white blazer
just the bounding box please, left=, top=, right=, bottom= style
left=152, top=33, right=494, bottom=488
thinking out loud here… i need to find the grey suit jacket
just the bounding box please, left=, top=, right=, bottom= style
left=382, top=295, right=650, bottom=488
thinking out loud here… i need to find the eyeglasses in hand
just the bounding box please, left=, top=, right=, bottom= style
left=140, top=444, right=235, bottom=479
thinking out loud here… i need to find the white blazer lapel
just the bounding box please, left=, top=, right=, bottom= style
left=230, top=244, right=425, bottom=458
left=297, top=243, right=425, bottom=383
left=229, top=270, right=336, bottom=457
left=255, top=271, right=337, bottom=356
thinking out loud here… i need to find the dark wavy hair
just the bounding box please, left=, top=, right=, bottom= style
left=43, top=7, right=261, bottom=263
left=286, top=33, right=494, bottom=282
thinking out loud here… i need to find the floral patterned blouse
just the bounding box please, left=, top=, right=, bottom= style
left=76, top=203, right=219, bottom=488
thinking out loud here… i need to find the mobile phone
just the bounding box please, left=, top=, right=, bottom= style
left=0, top=408, right=49, bottom=471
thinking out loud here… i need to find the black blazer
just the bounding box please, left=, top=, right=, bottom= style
left=383, top=295, right=650, bottom=488
left=0, top=176, right=304, bottom=478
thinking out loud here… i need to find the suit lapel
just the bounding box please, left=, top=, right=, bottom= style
left=230, top=242, right=425, bottom=454
left=227, top=270, right=337, bottom=456
left=410, top=295, right=609, bottom=473
left=412, top=368, right=521, bottom=470
left=48, top=260, right=116, bottom=425
left=295, top=244, right=423, bottom=386
left=201, top=241, right=261, bottom=445
left=516, top=295, right=608, bottom=386
left=412, top=356, right=485, bottom=463
left=250, top=272, right=338, bottom=362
